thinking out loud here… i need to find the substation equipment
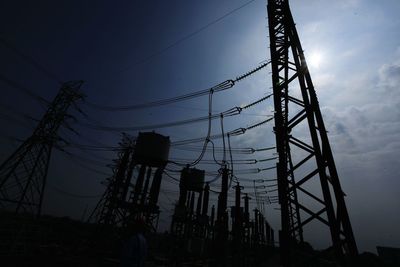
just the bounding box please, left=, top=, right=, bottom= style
left=0, top=1, right=360, bottom=266
left=170, top=165, right=275, bottom=261
left=89, top=131, right=170, bottom=231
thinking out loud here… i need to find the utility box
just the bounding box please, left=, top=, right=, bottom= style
left=133, top=132, right=170, bottom=167
left=181, top=167, right=205, bottom=192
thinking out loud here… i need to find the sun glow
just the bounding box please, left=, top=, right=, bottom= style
left=308, top=51, right=323, bottom=69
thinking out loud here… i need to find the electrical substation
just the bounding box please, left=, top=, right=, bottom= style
left=2, top=0, right=388, bottom=266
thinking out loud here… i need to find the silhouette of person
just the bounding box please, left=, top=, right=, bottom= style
left=120, top=219, right=148, bottom=267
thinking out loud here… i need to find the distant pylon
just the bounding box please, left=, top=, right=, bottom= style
left=267, top=0, right=358, bottom=264
left=87, top=134, right=135, bottom=226
left=0, top=81, right=84, bottom=216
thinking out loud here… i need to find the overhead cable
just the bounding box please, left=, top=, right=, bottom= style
left=0, top=36, right=62, bottom=83
left=0, top=74, right=49, bottom=104
left=114, top=0, right=259, bottom=74
left=85, top=61, right=270, bottom=111
left=171, top=116, right=274, bottom=146
left=49, top=184, right=103, bottom=199
left=172, top=145, right=275, bottom=154
left=79, top=93, right=272, bottom=132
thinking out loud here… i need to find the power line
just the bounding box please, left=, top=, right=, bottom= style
left=0, top=36, right=62, bottom=83
left=85, top=79, right=233, bottom=111
left=79, top=93, right=272, bottom=132
left=169, top=157, right=276, bottom=165
left=85, top=60, right=270, bottom=111
left=0, top=73, right=50, bottom=104
left=59, top=150, right=112, bottom=177
left=114, top=0, right=259, bottom=75
left=0, top=112, right=35, bottom=131
left=49, top=184, right=103, bottom=199
left=171, top=145, right=275, bottom=154
left=171, top=116, right=274, bottom=146
left=62, top=143, right=120, bottom=152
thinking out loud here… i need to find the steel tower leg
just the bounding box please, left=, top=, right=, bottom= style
left=87, top=134, right=135, bottom=225
left=267, top=0, right=358, bottom=264
left=0, top=81, right=84, bottom=216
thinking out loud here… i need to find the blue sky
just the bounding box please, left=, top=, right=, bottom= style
left=0, top=0, right=399, bottom=253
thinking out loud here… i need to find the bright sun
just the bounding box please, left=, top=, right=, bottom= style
left=308, top=52, right=323, bottom=69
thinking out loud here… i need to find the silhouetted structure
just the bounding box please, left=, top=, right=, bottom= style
left=89, top=132, right=170, bottom=231
left=0, top=81, right=84, bottom=216
left=267, top=0, right=358, bottom=265
left=171, top=167, right=207, bottom=238
left=87, top=134, right=135, bottom=226
left=377, top=246, right=400, bottom=266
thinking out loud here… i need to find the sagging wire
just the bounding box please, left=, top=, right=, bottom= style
left=0, top=111, right=36, bottom=132
left=59, top=150, right=111, bottom=168
left=61, top=143, right=120, bottom=152
left=84, top=61, right=270, bottom=111
left=0, top=37, right=62, bottom=84
left=172, top=145, right=274, bottom=155
left=171, top=116, right=274, bottom=146
left=169, top=158, right=258, bottom=165
left=227, top=134, right=234, bottom=174
left=85, top=80, right=233, bottom=111
left=49, top=184, right=103, bottom=199
left=0, top=103, right=40, bottom=123
left=220, top=114, right=227, bottom=164
left=227, top=133, right=237, bottom=189
left=112, top=0, right=259, bottom=75
left=78, top=93, right=271, bottom=133
left=231, top=177, right=277, bottom=182
left=204, top=167, right=275, bottom=175
left=187, top=88, right=214, bottom=166
left=59, top=150, right=112, bottom=177
left=59, top=139, right=115, bottom=163
left=208, top=139, right=224, bottom=167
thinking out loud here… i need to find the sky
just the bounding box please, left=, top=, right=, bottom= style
left=0, top=0, right=399, bottom=254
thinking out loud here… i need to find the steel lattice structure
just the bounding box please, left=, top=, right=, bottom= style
left=0, top=81, right=84, bottom=216
left=267, top=0, right=358, bottom=264
left=88, top=133, right=168, bottom=232
left=88, top=134, right=136, bottom=226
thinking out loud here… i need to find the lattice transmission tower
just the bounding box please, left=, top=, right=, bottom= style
left=0, top=81, right=84, bottom=216
left=88, top=132, right=170, bottom=232
left=267, top=0, right=358, bottom=264
left=88, top=134, right=136, bottom=226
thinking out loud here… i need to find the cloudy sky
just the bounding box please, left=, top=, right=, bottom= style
left=0, top=0, right=399, bottom=254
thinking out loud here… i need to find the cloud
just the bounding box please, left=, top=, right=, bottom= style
left=298, top=49, right=400, bottom=251
left=313, top=73, right=335, bottom=88
left=379, top=62, right=400, bottom=91
left=338, top=0, right=360, bottom=9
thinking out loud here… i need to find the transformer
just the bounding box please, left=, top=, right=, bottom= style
left=181, top=167, right=205, bottom=192
left=133, top=132, right=170, bottom=167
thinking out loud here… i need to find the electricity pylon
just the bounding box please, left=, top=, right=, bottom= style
left=88, top=134, right=136, bottom=226
left=0, top=81, right=84, bottom=216
left=267, top=0, right=358, bottom=264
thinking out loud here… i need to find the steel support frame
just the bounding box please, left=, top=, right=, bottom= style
left=0, top=81, right=84, bottom=216
left=94, top=137, right=135, bottom=226
left=89, top=135, right=164, bottom=234
left=267, top=0, right=358, bottom=264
